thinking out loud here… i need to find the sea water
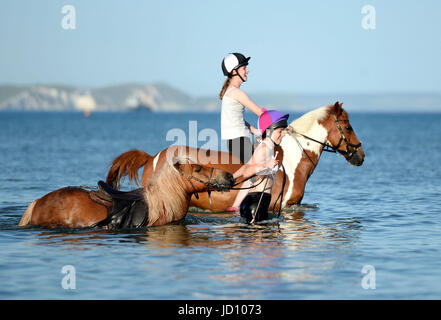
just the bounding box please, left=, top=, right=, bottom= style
left=0, top=111, right=440, bottom=299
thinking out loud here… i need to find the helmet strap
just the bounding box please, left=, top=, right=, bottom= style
left=265, top=129, right=279, bottom=147
left=270, top=137, right=280, bottom=147
left=231, top=69, right=246, bottom=82
left=268, top=131, right=281, bottom=147
left=266, top=126, right=287, bottom=147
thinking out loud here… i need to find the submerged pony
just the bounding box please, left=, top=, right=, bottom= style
left=19, top=158, right=235, bottom=229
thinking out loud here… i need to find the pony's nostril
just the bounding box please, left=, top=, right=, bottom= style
left=225, top=172, right=234, bottom=181
left=223, top=172, right=235, bottom=188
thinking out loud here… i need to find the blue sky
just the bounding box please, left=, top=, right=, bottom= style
left=0, top=0, right=440, bottom=96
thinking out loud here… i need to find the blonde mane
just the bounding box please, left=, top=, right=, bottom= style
left=290, top=105, right=331, bottom=134
left=143, top=160, right=189, bottom=226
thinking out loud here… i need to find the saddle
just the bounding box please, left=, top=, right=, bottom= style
left=89, top=181, right=149, bottom=230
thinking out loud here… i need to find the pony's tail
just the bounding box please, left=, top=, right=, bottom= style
left=106, top=149, right=153, bottom=190
left=18, top=200, right=37, bottom=226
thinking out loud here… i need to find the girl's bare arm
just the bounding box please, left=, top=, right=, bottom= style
left=233, top=144, right=277, bottom=179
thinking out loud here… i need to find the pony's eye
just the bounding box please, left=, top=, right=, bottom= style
left=195, top=166, right=202, bottom=173
left=345, top=126, right=353, bottom=132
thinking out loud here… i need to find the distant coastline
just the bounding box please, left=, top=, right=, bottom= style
left=1, top=83, right=440, bottom=113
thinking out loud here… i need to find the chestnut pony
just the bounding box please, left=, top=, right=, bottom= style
left=106, top=102, right=365, bottom=212
left=18, top=158, right=234, bottom=229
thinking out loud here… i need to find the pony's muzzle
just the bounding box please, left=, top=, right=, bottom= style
left=348, top=147, right=365, bottom=166
left=214, top=171, right=235, bottom=191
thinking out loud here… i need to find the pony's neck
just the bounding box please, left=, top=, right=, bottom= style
left=283, top=107, right=330, bottom=165
left=279, top=107, right=331, bottom=205
left=143, top=165, right=191, bottom=226
left=290, top=106, right=331, bottom=147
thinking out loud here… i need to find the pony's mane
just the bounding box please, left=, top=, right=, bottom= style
left=143, top=159, right=189, bottom=226
left=290, top=105, right=331, bottom=134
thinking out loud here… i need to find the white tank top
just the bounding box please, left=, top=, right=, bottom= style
left=221, top=87, right=250, bottom=140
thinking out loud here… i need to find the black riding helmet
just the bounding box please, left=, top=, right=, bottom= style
left=221, top=53, right=250, bottom=81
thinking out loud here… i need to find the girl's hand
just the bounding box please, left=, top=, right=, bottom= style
left=268, top=152, right=279, bottom=169
left=267, top=151, right=279, bottom=169
left=267, top=158, right=279, bottom=169
left=286, top=125, right=295, bottom=135
left=250, top=125, right=260, bottom=136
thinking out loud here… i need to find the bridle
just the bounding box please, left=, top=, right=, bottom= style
left=178, top=166, right=216, bottom=200
left=180, top=163, right=276, bottom=211
left=178, top=165, right=236, bottom=208
left=331, top=112, right=362, bottom=161
left=289, top=109, right=362, bottom=165
left=177, top=159, right=266, bottom=209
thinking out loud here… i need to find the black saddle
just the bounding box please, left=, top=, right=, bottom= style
left=97, top=180, right=144, bottom=201
left=90, top=181, right=149, bottom=230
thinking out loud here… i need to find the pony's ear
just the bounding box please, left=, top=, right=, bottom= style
left=172, top=159, right=185, bottom=174
left=171, top=156, right=185, bottom=168
left=172, top=156, right=180, bottom=164
left=170, top=156, right=192, bottom=171
left=334, top=101, right=342, bottom=115
left=169, top=157, right=183, bottom=172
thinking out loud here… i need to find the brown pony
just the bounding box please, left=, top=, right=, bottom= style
left=106, top=102, right=365, bottom=212
left=18, top=158, right=235, bottom=229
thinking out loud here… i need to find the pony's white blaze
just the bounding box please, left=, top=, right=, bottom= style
left=152, top=152, right=161, bottom=172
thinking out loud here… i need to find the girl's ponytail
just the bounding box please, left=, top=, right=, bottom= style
left=219, top=77, right=231, bottom=100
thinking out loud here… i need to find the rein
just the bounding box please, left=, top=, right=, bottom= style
left=230, top=173, right=266, bottom=190
left=273, top=163, right=286, bottom=218
left=245, top=162, right=286, bottom=223
left=250, top=177, right=269, bottom=224
left=179, top=166, right=235, bottom=208
left=250, top=162, right=287, bottom=223
left=291, top=131, right=337, bottom=154
left=179, top=164, right=265, bottom=209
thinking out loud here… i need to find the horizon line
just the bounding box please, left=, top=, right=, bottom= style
left=1, top=82, right=440, bottom=97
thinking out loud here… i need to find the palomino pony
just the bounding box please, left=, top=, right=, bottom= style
left=18, top=158, right=235, bottom=229
left=106, top=102, right=365, bottom=212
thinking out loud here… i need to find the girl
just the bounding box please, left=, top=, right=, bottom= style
left=220, top=52, right=264, bottom=164
left=220, top=52, right=265, bottom=212
left=233, top=109, right=290, bottom=223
